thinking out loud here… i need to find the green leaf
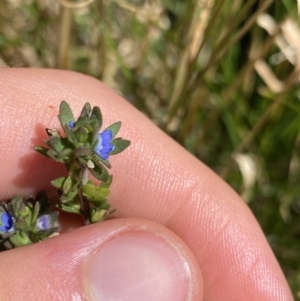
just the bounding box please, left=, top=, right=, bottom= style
left=48, top=212, right=59, bottom=225
left=32, top=201, right=40, bottom=224
left=80, top=102, right=91, bottom=118
left=91, top=209, right=109, bottom=223
left=74, top=126, right=89, bottom=143
left=105, top=121, right=121, bottom=139
left=110, top=139, right=131, bottom=155
left=58, top=100, right=75, bottom=130
left=99, top=202, right=111, bottom=210
left=103, top=175, right=113, bottom=186
left=34, top=146, right=51, bottom=158
left=63, top=177, right=72, bottom=194
left=9, top=195, right=23, bottom=212
left=60, top=203, right=81, bottom=214
left=91, top=106, right=102, bottom=130
left=89, top=164, right=109, bottom=182
left=61, top=187, right=78, bottom=202
left=16, top=218, right=31, bottom=231
left=93, top=156, right=111, bottom=169
left=60, top=185, right=79, bottom=203
left=82, top=183, right=110, bottom=202
left=57, top=148, right=73, bottom=160
left=48, top=136, right=65, bottom=152
left=75, top=147, right=91, bottom=158
left=51, top=177, right=66, bottom=189
left=10, top=231, right=32, bottom=247
left=18, top=205, right=31, bottom=223
left=47, top=149, right=63, bottom=161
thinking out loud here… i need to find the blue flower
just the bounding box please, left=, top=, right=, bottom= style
left=94, top=130, right=114, bottom=160
left=36, top=215, right=51, bottom=231
left=68, top=121, right=75, bottom=129
left=0, top=212, right=15, bottom=233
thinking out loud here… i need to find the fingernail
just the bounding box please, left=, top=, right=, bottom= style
left=86, top=230, right=193, bottom=301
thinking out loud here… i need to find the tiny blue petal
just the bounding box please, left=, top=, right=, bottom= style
left=94, top=130, right=115, bottom=160
left=69, top=121, right=75, bottom=129
left=0, top=212, right=15, bottom=233
left=36, top=215, right=51, bottom=231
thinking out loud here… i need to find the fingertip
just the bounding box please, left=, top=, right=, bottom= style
left=0, top=218, right=203, bottom=301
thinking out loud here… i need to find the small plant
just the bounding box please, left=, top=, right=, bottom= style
left=0, top=101, right=130, bottom=250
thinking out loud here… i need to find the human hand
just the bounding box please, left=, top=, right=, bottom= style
left=0, top=69, right=293, bottom=301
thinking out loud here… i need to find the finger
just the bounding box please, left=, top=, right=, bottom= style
left=0, top=68, right=293, bottom=301
left=0, top=218, right=202, bottom=301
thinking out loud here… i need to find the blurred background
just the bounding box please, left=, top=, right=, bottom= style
left=1, top=0, right=300, bottom=298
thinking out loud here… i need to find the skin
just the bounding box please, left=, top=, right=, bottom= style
left=0, top=68, right=293, bottom=300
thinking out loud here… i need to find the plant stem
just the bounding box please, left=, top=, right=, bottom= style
left=57, top=6, right=72, bottom=69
